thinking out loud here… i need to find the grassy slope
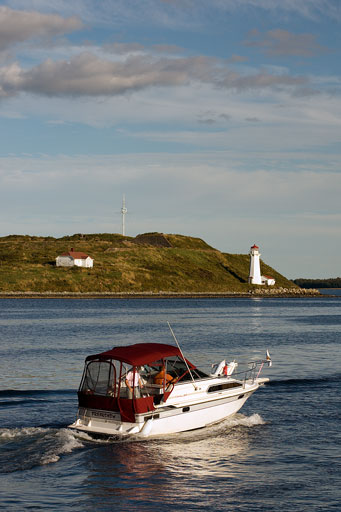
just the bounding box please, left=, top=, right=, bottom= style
left=0, top=233, right=296, bottom=293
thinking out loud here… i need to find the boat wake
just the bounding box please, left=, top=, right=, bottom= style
left=0, top=426, right=83, bottom=473
left=164, top=412, right=266, bottom=443
left=222, top=412, right=265, bottom=428
left=0, top=412, right=266, bottom=474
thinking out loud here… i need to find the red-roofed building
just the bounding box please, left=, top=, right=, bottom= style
left=261, top=275, right=276, bottom=286
left=56, top=248, right=94, bottom=268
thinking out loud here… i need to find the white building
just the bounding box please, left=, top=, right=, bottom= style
left=261, top=275, right=276, bottom=286
left=248, top=244, right=275, bottom=286
left=56, top=249, right=94, bottom=268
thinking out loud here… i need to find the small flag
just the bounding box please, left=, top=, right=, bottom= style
left=266, top=350, right=272, bottom=366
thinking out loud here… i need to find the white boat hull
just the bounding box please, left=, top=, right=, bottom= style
left=69, top=379, right=264, bottom=437
left=140, top=392, right=252, bottom=436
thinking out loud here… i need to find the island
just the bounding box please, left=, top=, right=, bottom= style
left=0, top=232, right=318, bottom=297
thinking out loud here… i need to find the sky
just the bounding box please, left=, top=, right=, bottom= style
left=0, top=0, right=340, bottom=279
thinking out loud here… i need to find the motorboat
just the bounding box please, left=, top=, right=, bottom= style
left=68, top=340, right=271, bottom=438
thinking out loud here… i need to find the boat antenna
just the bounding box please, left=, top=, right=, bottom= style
left=167, top=321, right=198, bottom=390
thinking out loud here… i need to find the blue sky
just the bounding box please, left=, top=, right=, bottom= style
left=0, top=0, right=340, bottom=278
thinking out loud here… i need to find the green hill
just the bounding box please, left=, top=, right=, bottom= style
left=0, top=232, right=297, bottom=294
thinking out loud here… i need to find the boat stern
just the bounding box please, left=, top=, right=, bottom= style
left=68, top=408, right=143, bottom=436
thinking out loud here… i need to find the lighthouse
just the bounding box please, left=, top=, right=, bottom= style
left=248, top=244, right=262, bottom=285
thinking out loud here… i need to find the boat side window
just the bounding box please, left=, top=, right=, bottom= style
left=80, top=360, right=116, bottom=396
left=207, top=382, right=242, bottom=393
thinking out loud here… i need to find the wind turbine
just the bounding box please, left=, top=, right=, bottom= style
left=121, top=195, right=128, bottom=236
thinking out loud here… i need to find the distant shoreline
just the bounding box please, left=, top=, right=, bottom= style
left=0, top=289, right=322, bottom=299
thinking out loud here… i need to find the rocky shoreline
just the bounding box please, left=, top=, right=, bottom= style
left=0, top=288, right=321, bottom=299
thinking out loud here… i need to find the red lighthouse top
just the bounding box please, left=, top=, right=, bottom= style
left=251, top=244, right=259, bottom=249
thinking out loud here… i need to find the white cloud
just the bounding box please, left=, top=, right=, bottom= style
left=244, top=28, right=328, bottom=57
left=0, top=51, right=309, bottom=99
left=1, top=151, right=340, bottom=213
left=0, top=6, right=83, bottom=51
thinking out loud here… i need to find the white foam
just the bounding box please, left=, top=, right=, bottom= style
left=170, top=413, right=266, bottom=441
left=40, top=429, right=84, bottom=465
left=71, top=430, right=112, bottom=444
left=0, top=426, right=84, bottom=466
left=40, top=453, right=60, bottom=465
left=0, top=426, right=49, bottom=440
left=224, top=412, right=266, bottom=428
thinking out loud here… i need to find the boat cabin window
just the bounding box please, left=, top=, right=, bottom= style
left=207, top=382, right=242, bottom=393
left=80, top=360, right=154, bottom=399
left=80, top=360, right=120, bottom=397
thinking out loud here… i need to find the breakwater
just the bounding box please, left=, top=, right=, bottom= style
left=0, top=288, right=320, bottom=299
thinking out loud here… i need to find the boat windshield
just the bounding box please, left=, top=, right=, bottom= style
left=155, top=355, right=208, bottom=381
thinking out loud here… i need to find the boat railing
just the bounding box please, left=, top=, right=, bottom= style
left=221, top=361, right=255, bottom=386
left=229, top=358, right=271, bottom=385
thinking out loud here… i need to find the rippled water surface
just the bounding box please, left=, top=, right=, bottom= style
left=0, top=297, right=340, bottom=511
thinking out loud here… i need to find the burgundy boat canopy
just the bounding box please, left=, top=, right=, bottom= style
left=85, top=342, right=195, bottom=368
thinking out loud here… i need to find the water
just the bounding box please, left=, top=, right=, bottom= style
left=0, top=297, right=340, bottom=511
left=318, top=288, right=341, bottom=296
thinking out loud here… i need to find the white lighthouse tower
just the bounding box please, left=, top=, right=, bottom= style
left=248, top=244, right=262, bottom=285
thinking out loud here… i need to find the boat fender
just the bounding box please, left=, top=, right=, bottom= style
left=139, top=419, right=153, bottom=437
left=211, top=360, right=226, bottom=376
left=225, top=361, right=238, bottom=376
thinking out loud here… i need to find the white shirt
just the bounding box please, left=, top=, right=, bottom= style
left=126, top=370, right=140, bottom=387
